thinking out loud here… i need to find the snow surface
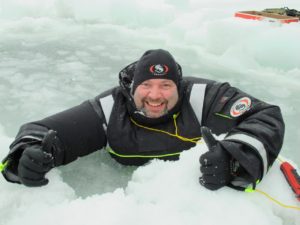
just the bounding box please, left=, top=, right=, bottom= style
left=0, top=0, right=300, bottom=224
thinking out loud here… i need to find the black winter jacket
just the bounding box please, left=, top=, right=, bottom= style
left=1, top=63, right=285, bottom=190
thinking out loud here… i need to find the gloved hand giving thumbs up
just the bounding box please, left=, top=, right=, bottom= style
left=18, top=130, right=57, bottom=187
left=199, top=127, right=234, bottom=190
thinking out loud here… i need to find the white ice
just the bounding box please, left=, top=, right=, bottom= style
left=0, top=0, right=300, bottom=224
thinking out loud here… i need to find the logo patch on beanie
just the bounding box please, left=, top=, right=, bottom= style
left=149, top=64, right=169, bottom=76
left=230, top=97, right=251, bottom=117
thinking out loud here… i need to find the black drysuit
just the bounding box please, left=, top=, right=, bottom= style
left=1, top=63, right=285, bottom=190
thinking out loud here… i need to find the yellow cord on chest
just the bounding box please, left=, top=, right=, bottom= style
left=130, top=113, right=201, bottom=144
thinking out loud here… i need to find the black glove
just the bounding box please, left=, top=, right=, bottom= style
left=199, top=127, right=233, bottom=190
left=18, top=130, right=56, bottom=187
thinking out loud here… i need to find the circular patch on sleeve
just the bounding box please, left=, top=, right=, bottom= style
left=230, top=97, right=252, bottom=117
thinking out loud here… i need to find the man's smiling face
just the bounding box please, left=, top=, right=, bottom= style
left=133, top=79, right=179, bottom=118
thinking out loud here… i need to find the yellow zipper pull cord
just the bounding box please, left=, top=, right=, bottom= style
left=173, top=113, right=179, bottom=136
left=172, top=113, right=201, bottom=143
left=246, top=179, right=300, bottom=211
left=130, top=117, right=176, bottom=137
left=254, top=189, right=300, bottom=211
left=130, top=113, right=201, bottom=144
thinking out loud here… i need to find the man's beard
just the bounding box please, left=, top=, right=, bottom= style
left=139, top=98, right=169, bottom=118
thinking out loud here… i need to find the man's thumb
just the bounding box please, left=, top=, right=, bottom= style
left=201, top=127, right=217, bottom=150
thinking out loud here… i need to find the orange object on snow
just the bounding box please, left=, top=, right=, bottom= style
left=235, top=11, right=299, bottom=23
left=280, top=161, right=300, bottom=202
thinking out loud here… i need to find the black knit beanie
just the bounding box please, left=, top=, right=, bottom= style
left=132, top=49, right=180, bottom=93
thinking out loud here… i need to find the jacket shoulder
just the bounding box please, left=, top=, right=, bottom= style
left=96, top=86, right=121, bottom=100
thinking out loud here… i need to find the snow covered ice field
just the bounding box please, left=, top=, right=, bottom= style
left=0, top=0, right=300, bottom=224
